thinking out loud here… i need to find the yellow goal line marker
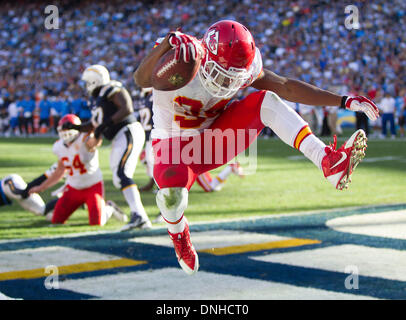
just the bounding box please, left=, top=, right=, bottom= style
left=0, top=258, right=147, bottom=281
left=199, top=238, right=321, bottom=256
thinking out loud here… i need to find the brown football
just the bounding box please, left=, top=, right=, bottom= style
left=151, top=48, right=201, bottom=91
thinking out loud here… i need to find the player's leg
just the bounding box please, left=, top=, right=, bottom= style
left=196, top=172, right=214, bottom=192
left=52, top=185, right=83, bottom=224
left=153, top=138, right=199, bottom=274
left=139, top=139, right=156, bottom=192
left=84, top=181, right=127, bottom=225
left=84, top=182, right=105, bottom=226
left=110, top=123, right=151, bottom=230
left=153, top=92, right=270, bottom=275
left=259, top=91, right=367, bottom=190
left=196, top=163, right=244, bottom=192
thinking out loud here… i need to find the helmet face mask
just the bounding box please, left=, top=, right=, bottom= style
left=57, top=114, right=81, bottom=144
left=199, top=20, right=256, bottom=99
left=58, top=129, right=80, bottom=144
left=198, top=56, right=251, bottom=98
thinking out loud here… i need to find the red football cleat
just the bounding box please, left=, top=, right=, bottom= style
left=168, top=220, right=199, bottom=275
left=322, top=129, right=367, bottom=190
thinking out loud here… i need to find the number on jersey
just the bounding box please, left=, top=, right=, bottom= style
left=61, top=155, right=87, bottom=176
left=173, top=97, right=230, bottom=129
left=139, top=107, right=152, bottom=131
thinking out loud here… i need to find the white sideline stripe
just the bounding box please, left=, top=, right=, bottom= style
left=326, top=210, right=406, bottom=240
left=57, top=268, right=377, bottom=300
left=251, top=244, right=406, bottom=282
left=129, top=230, right=292, bottom=251
left=0, top=246, right=123, bottom=272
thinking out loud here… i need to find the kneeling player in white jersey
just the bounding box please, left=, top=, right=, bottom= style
left=64, top=65, right=151, bottom=231
left=29, top=114, right=126, bottom=226
left=134, top=20, right=380, bottom=275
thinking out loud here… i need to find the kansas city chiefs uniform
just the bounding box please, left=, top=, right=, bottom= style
left=151, top=47, right=263, bottom=139
left=53, top=133, right=103, bottom=189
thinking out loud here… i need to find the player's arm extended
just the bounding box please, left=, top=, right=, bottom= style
left=251, top=69, right=342, bottom=106
left=109, top=88, right=134, bottom=122
left=93, top=87, right=134, bottom=139
left=133, top=33, right=172, bottom=88
left=251, top=69, right=380, bottom=120
left=62, top=121, right=95, bottom=133
left=28, top=161, right=66, bottom=195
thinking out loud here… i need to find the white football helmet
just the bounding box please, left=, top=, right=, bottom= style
left=1, top=174, right=26, bottom=200
left=81, top=64, right=110, bottom=95
left=1, top=174, right=46, bottom=216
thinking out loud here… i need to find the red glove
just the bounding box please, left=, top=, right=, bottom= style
left=342, top=96, right=380, bottom=121
left=168, top=31, right=203, bottom=63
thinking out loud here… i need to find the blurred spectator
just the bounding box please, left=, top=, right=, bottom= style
left=0, top=0, right=405, bottom=137
left=320, top=107, right=331, bottom=136
left=70, top=93, right=91, bottom=122
left=19, top=95, right=35, bottom=136
left=50, top=97, right=61, bottom=133
left=57, top=94, right=71, bottom=117
left=298, top=104, right=318, bottom=133
left=355, top=90, right=370, bottom=136
left=38, top=95, right=51, bottom=133
left=398, top=89, right=406, bottom=138
left=326, top=106, right=339, bottom=136
left=379, top=91, right=397, bottom=139
left=0, top=96, right=8, bottom=135
left=8, top=98, right=20, bottom=136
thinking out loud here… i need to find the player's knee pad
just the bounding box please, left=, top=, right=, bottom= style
left=260, top=91, right=308, bottom=147
left=156, top=187, right=188, bottom=221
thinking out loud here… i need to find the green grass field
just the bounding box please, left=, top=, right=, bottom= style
left=0, top=134, right=405, bottom=240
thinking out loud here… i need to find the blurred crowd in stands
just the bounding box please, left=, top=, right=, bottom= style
left=1, top=0, right=406, bottom=138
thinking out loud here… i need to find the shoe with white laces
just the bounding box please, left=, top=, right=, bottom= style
left=106, top=200, right=128, bottom=223
left=120, top=212, right=152, bottom=231
left=322, top=129, right=367, bottom=190
left=168, top=220, right=199, bottom=275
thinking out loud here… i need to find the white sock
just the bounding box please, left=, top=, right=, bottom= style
left=156, top=188, right=188, bottom=234
left=299, top=135, right=326, bottom=169
left=210, top=165, right=233, bottom=190
left=100, top=202, right=114, bottom=226
left=260, top=91, right=327, bottom=170
left=122, top=186, right=149, bottom=221
left=165, top=215, right=186, bottom=234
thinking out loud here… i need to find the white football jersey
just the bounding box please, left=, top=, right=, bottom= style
left=52, top=133, right=103, bottom=189
left=151, top=47, right=263, bottom=139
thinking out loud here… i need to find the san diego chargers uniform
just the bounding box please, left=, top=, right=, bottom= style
left=137, top=92, right=155, bottom=179
left=0, top=174, right=45, bottom=215
left=91, top=80, right=146, bottom=191
left=52, top=133, right=105, bottom=224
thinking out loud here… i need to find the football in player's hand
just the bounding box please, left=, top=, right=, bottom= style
left=151, top=48, right=201, bottom=91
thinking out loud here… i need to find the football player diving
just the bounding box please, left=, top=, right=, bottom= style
left=134, top=20, right=380, bottom=275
